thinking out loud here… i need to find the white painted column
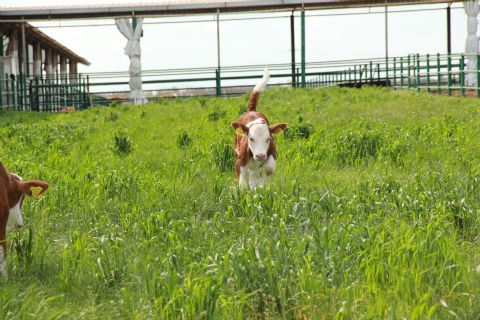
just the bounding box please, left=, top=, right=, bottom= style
left=464, top=0, right=480, bottom=86
left=60, top=55, right=67, bottom=84
left=115, top=18, right=147, bottom=105
left=32, top=42, right=42, bottom=77
left=69, top=60, right=77, bottom=84
left=44, top=48, right=53, bottom=78
left=52, top=52, right=58, bottom=79
left=6, top=29, right=19, bottom=76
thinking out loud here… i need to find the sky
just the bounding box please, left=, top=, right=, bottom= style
left=0, top=1, right=469, bottom=92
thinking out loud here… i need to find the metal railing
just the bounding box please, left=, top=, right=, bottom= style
left=306, top=53, right=477, bottom=98
left=0, top=52, right=478, bottom=111
left=0, top=73, right=90, bottom=112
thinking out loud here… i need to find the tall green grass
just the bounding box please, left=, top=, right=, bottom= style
left=0, top=86, right=479, bottom=318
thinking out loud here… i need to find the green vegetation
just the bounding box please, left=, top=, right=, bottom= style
left=0, top=86, right=479, bottom=319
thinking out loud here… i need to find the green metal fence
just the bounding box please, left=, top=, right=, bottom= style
left=0, top=73, right=90, bottom=111
left=306, top=53, right=477, bottom=98
left=1, top=52, right=478, bottom=111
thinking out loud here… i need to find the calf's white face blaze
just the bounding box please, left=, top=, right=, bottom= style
left=7, top=173, right=24, bottom=232
left=7, top=199, right=23, bottom=232
left=247, top=124, right=271, bottom=161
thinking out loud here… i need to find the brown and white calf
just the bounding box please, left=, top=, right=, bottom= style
left=0, top=163, right=48, bottom=278
left=231, top=68, right=287, bottom=190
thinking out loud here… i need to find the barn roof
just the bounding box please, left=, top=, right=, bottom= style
left=0, top=0, right=463, bottom=20
left=1, top=22, right=90, bottom=65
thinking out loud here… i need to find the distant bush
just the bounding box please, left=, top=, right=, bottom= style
left=285, top=114, right=315, bottom=140
left=177, top=129, right=192, bottom=149
left=113, top=130, right=133, bottom=156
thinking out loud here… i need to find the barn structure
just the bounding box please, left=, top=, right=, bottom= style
left=0, top=22, right=91, bottom=111
left=0, top=0, right=476, bottom=109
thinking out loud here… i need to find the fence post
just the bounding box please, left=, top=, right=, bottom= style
left=215, top=69, right=221, bottom=97
left=447, top=54, right=452, bottom=96
left=24, top=75, right=28, bottom=111
left=33, top=76, right=38, bottom=111
left=477, top=53, right=480, bottom=98
left=17, top=75, right=22, bottom=111
left=393, top=57, right=396, bottom=89
left=353, top=65, right=357, bottom=86
left=78, top=73, right=82, bottom=109
left=17, top=75, right=21, bottom=111
left=369, top=61, right=373, bottom=82
left=87, top=75, right=91, bottom=107
left=400, top=57, right=404, bottom=88
left=407, top=55, right=411, bottom=89
left=24, top=74, right=28, bottom=110
left=416, top=54, right=420, bottom=92
left=460, top=54, right=465, bottom=97
left=5, top=75, right=9, bottom=109
left=426, top=54, right=430, bottom=93
left=12, top=78, right=17, bottom=111
left=437, top=53, right=441, bottom=95
left=54, top=72, right=58, bottom=111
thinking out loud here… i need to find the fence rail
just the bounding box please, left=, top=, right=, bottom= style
left=0, top=52, right=478, bottom=112
left=0, top=73, right=90, bottom=112
left=305, top=53, right=475, bottom=98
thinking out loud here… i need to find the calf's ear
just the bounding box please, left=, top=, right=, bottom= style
left=232, top=122, right=249, bottom=136
left=18, top=180, right=49, bottom=198
left=0, top=163, right=9, bottom=183
left=268, top=123, right=287, bottom=135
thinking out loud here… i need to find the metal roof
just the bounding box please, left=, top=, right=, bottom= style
left=1, top=22, right=90, bottom=65
left=0, top=0, right=463, bottom=20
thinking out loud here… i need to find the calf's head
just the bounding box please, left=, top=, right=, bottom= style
left=232, top=121, right=287, bottom=161
left=0, top=164, right=49, bottom=231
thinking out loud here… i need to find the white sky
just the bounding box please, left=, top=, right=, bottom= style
left=0, top=1, right=468, bottom=91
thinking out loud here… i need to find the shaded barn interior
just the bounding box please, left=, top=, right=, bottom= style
left=0, top=22, right=90, bottom=111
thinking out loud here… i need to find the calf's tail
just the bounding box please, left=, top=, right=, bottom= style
left=247, top=67, right=270, bottom=112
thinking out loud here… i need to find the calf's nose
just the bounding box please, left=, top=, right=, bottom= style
left=255, top=154, right=267, bottom=161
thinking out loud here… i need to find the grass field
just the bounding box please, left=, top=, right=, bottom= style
left=0, top=86, right=479, bottom=319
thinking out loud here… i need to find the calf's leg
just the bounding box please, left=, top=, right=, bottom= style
left=263, top=155, right=276, bottom=175
left=238, top=166, right=249, bottom=190
left=248, top=169, right=262, bottom=189
left=0, top=208, right=7, bottom=279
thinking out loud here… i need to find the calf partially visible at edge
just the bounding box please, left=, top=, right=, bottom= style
left=232, top=68, right=287, bottom=190
left=0, top=163, right=48, bottom=279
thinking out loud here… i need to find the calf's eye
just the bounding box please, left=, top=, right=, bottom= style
left=250, top=138, right=254, bottom=142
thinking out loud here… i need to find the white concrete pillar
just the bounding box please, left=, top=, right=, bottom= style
left=32, top=42, right=42, bottom=77
left=60, top=56, right=67, bottom=83
left=464, top=0, right=480, bottom=86
left=44, top=48, right=53, bottom=78
left=6, top=29, right=19, bottom=76
left=69, top=60, right=77, bottom=84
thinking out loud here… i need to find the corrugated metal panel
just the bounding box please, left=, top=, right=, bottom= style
left=0, top=0, right=463, bottom=20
